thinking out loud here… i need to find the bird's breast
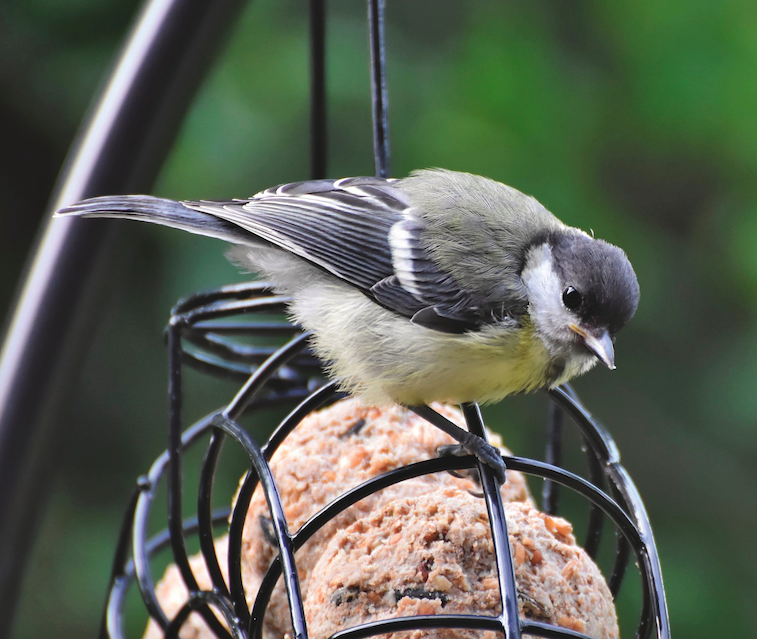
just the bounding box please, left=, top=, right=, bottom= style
left=373, top=320, right=561, bottom=405
left=288, top=281, right=582, bottom=406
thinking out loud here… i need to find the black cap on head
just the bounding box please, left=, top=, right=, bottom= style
left=549, top=231, right=640, bottom=335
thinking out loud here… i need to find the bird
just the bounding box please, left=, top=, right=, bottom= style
left=57, top=169, right=640, bottom=481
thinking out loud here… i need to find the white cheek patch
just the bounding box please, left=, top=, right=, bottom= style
left=520, top=243, right=573, bottom=343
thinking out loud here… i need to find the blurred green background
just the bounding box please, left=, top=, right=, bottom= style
left=3, top=0, right=757, bottom=636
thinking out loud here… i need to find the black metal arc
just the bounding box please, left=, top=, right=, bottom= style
left=328, top=613, right=593, bottom=639
left=170, top=282, right=318, bottom=385
left=263, top=381, right=342, bottom=454
left=178, top=349, right=281, bottom=381
left=161, top=316, right=311, bottom=635
left=223, top=332, right=313, bottom=421
left=164, top=590, right=244, bottom=639
left=581, top=434, right=607, bottom=558
left=183, top=339, right=308, bottom=368
left=504, top=457, right=643, bottom=550
left=212, top=414, right=308, bottom=639
left=104, top=506, right=231, bottom=639
left=329, top=614, right=501, bottom=639
left=130, top=410, right=226, bottom=631
left=543, top=386, right=624, bottom=591
left=0, top=0, right=249, bottom=628
left=548, top=387, right=670, bottom=638
left=175, top=295, right=295, bottom=326
left=100, top=479, right=150, bottom=639
left=198, top=432, right=232, bottom=600
left=608, top=519, right=632, bottom=597
left=519, top=620, right=596, bottom=639
left=547, top=387, right=620, bottom=463
left=606, top=464, right=669, bottom=638
left=187, top=321, right=296, bottom=335
left=171, top=282, right=279, bottom=315
left=220, top=334, right=314, bottom=627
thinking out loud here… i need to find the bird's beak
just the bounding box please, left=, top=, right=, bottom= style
left=569, top=324, right=616, bottom=370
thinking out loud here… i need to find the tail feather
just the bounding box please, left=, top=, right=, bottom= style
left=55, top=195, right=254, bottom=245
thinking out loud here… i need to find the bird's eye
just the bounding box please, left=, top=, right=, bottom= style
left=562, top=286, right=582, bottom=310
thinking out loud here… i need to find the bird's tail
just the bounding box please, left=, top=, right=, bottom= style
left=55, top=195, right=252, bottom=245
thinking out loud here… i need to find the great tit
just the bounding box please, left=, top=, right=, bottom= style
left=56, top=168, right=639, bottom=407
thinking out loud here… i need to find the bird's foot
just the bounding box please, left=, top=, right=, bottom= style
left=407, top=405, right=507, bottom=485
left=438, top=447, right=481, bottom=483
left=438, top=440, right=507, bottom=486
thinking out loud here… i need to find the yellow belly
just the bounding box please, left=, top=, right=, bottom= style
left=291, top=281, right=596, bottom=407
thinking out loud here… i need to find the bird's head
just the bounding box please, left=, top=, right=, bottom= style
left=520, top=231, right=640, bottom=370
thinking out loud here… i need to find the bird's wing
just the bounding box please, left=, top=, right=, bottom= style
left=187, top=177, right=485, bottom=332
left=187, top=177, right=405, bottom=291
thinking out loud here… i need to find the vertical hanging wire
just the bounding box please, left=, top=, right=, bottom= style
left=461, top=403, right=522, bottom=639
left=309, top=0, right=327, bottom=179
left=367, top=0, right=391, bottom=177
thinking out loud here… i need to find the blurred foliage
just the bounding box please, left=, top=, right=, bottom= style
left=2, top=0, right=757, bottom=637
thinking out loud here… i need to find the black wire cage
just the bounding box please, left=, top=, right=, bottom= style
left=106, top=279, right=669, bottom=639
left=0, top=1, right=670, bottom=638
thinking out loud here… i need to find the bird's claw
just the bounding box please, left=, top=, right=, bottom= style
left=438, top=441, right=507, bottom=485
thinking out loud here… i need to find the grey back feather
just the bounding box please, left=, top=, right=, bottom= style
left=399, top=169, right=565, bottom=318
